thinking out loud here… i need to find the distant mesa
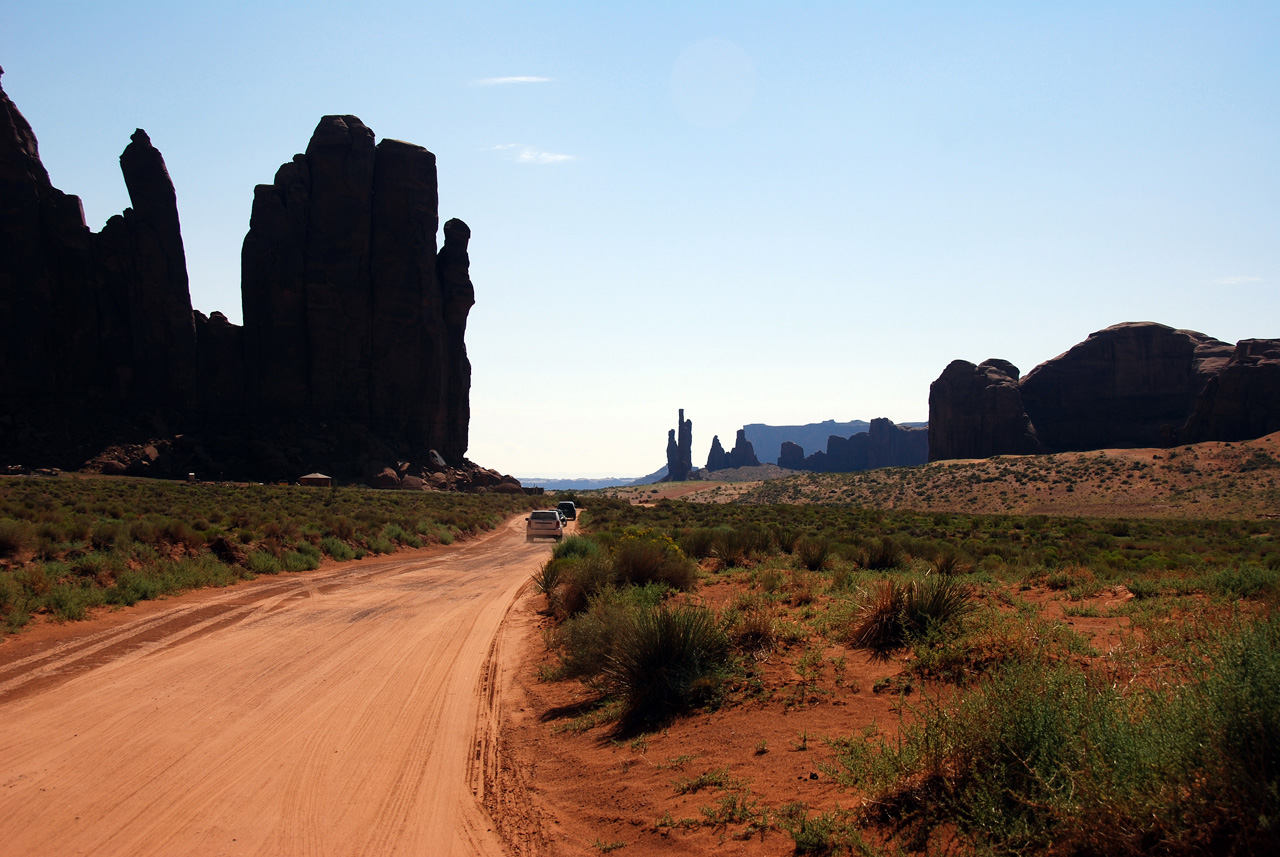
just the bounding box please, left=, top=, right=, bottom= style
left=0, top=69, right=517, bottom=490
left=928, top=321, right=1280, bottom=460
left=776, top=418, right=928, bottom=473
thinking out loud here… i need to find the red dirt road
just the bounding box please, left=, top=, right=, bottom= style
left=0, top=517, right=553, bottom=857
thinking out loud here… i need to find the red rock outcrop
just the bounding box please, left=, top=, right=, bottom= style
left=928, top=322, right=1275, bottom=460
left=705, top=428, right=761, bottom=471
left=665, top=409, right=694, bottom=481
left=928, top=359, right=1046, bottom=461
left=1182, top=339, right=1280, bottom=443
left=0, top=73, right=496, bottom=487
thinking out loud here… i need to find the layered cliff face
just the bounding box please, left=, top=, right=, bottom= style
left=0, top=74, right=481, bottom=482
left=929, top=322, right=1278, bottom=461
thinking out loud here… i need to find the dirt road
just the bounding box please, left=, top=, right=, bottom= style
left=0, top=516, right=553, bottom=856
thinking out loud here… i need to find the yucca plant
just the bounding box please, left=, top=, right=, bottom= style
left=860, top=538, right=904, bottom=571
left=603, top=604, right=730, bottom=731
left=795, top=537, right=830, bottom=572
left=849, top=576, right=972, bottom=656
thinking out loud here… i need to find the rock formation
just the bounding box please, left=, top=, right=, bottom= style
left=240, top=115, right=472, bottom=465
left=705, top=435, right=728, bottom=472
left=0, top=71, right=505, bottom=488
left=778, top=441, right=806, bottom=470
left=665, top=409, right=693, bottom=481
left=929, top=322, right=1279, bottom=461
left=705, top=428, right=761, bottom=471
left=1182, top=339, right=1280, bottom=443
left=928, top=359, right=1046, bottom=461
left=779, top=419, right=929, bottom=473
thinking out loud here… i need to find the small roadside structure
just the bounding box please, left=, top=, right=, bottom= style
left=299, top=472, right=332, bottom=487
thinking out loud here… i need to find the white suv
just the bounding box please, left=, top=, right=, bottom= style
left=526, top=510, right=565, bottom=542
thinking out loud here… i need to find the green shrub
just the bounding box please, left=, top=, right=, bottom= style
left=835, top=617, right=1280, bottom=855
left=366, top=536, right=395, bottom=555
left=0, top=518, right=34, bottom=558
left=552, top=535, right=600, bottom=561
left=795, top=537, right=829, bottom=572
left=246, top=550, right=283, bottom=574
left=613, top=531, right=697, bottom=590
left=321, top=536, right=354, bottom=561
left=551, top=586, right=663, bottom=681
left=859, top=538, right=904, bottom=570
left=848, top=576, right=972, bottom=655
left=602, top=603, right=731, bottom=731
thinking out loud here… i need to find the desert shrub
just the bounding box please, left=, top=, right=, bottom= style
left=678, top=527, right=719, bottom=559
left=773, top=525, right=801, bottom=555
left=551, top=585, right=664, bottom=681
left=89, top=520, right=129, bottom=551
left=552, top=535, right=600, bottom=561
left=246, top=550, right=282, bottom=574
left=836, top=617, right=1280, bottom=855
left=848, top=576, right=972, bottom=655
left=162, top=519, right=205, bottom=548
left=532, top=557, right=567, bottom=596
left=1206, top=563, right=1278, bottom=600
left=930, top=549, right=972, bottom=576
left=365, top=535, right=395, bottom=555
left=550, top=553, right=617, bottom=619
left=282, top=549, right=320, bottom=572
left=602, top=603, right=731, bottom=731
left=859, top=537, right=904, bottom=571
left=47, top=581, right=105, bottom=621
left=613, top=531, right=697, bottom=590
left=0, top=518, right=34, bottom=558
left=726, top=597, right=776, bottom=653
left=795, top=537, right=830, bottom=572
left=320, top=536, right=354, bottom=561
left=381, top=522, right=422, bottom=548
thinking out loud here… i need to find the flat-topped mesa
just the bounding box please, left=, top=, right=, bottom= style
left=241, top=114, right=473, bottom=464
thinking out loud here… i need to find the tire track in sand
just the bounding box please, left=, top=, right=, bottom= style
left=0, top=516, right=552, bottom=856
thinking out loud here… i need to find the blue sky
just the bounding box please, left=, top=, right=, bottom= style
left=4, top=2, right=1277, bottom=477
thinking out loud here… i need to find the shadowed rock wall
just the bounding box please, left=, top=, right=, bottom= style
left=928, top=322, right=1278, bottom=461
left=0, top=72, right=479, bottom=480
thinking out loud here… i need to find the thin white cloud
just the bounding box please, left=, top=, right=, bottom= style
left=475, top=76, right=551, bottom=86
left=488, top=143, right=575, bottom=164
left=1212, top=275, right=1263, bottom=285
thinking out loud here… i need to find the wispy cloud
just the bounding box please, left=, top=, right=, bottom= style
left=1212, top=275, right=1263, bottom=285
left=488, top=143, right=575, bottom=164
left=475, top=76, right=551, bottom=86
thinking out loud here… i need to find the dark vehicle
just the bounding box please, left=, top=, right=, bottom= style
left=557, top=500, right=578, bottom=521
left=526, top=510, right=565, bottom=542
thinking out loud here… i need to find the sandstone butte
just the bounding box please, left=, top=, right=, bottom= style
left=0, top=67, right=516, bottom=491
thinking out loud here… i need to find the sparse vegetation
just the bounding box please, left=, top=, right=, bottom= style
left=0, top=476, right=534, bottom=631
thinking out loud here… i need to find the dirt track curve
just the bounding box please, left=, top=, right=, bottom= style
left=0, top=516, right=553, bottom=856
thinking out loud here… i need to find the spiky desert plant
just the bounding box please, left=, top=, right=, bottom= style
left=930, top=549, right=973, bottom=576
left=796, top=537, right=830, bottom=572
left=603, top=604, right=730, bottom=731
